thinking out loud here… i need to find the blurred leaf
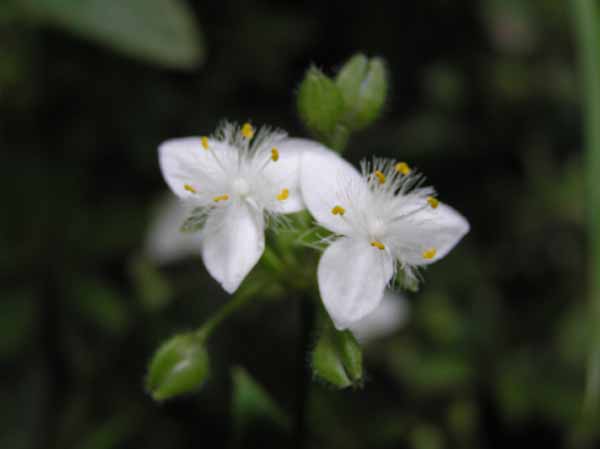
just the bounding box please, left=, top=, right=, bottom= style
left=129, top=256, right=172, bottom=312
left=410, top=425, right=444, bottom=449
left=70, top=278, right=130, bottom=336
left=389, top=344, right=472, bottom=393
left=231, top=366, right=290, bottom=433
left=20, top=0, right=204, bottom=68
left=77, top=412, right=136, bottom=449
left=0, top=289, right=35, bottom=358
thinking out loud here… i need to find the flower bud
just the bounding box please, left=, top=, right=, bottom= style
left=336, top=53, right=388, bottom=131
left=297, top=66, right=345, bottom=142
left=146, top=333, right=209, bottom=401
left=311, top=310, right=363, bottom=388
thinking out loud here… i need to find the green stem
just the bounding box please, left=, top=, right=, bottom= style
left=196, top=281, right=266, bottom=341
left=572, top=0, right=600, bottom=413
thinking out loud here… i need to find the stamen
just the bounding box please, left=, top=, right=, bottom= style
left=184, top=184, right=197, bottom=193
left=395, top=162, right=411, bottom=176
left=374, top=170, right=386, bottom=184
left=371, top=241, right=385, bottom=250
left=422, top=248, right=437, bottom=259
left=271, top=147, right=279, bottom=162
left=241, top=123, right=254, bottom=139
left=212, top=194, right=229, bottom=202
left=201, top=136, right=209, bottom=150
left=276, top=188, right=289, bottom=201
left=331, top=205, right=346, bottom=216
left=427, top=196, right=439, bottom=209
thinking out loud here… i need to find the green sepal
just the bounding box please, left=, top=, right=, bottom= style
left=311, top=306, right=363, bottom=388
left=395, top=269, right=420, bottom=293
left=179, top=207, right=207, bottom=233
left=297, top=66, right=345, bottom=143
left=146, top=333, right=209, bottom=401
left=336, top=53, right=388, bottom=131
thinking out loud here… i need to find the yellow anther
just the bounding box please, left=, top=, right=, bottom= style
left=427, top=196, right=439, bottom=209
left=212, top=194, right=229, bottom=202
left=271, top=147, right=279, bottom=162
left=371, top=241, right=385, bottom=250
left=201, top=136, right=209, bottom=150
left=422, top=248, right=437, bottom=260
left=184, top=184, right=197, bottom=193
left=374, top=170, right=386, bottom=184
left=276, top=188, right=289, bottom=201
left=331, top=205, right=346, bottom=216
left=241, top=123, right=254, bottom=139
left=395, top=162, right=411, bottom=176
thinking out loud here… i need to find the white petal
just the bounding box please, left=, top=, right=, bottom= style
left=389, top=202, right=469, bottom=265
left=158, top=137, right=236, bottom=199
left=349, top=290, right=410, bottom=343
left=201, top=203, right=265, bottom=293
left=300, top=149, right=367, bottom=235
left=318, top=237, right=394, bottom=330
left=261, top=138, right=329, bottom=214
left=145, top=196, right=203, bottom=264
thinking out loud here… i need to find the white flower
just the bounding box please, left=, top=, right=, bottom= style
left=349, top=290, right=410, bottom=343
left=301, top=150, right=469, bottom=330
left=159, top=122, right=325, bottom=293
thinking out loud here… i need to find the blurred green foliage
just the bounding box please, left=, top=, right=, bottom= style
left=0, top=0, right=594, bottom=448
left=17, top=0, right=204, bottom=68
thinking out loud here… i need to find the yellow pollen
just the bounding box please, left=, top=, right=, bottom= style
left=427, top=196, right=439, bottom=209
left=422, top=248, right=437, bottom=260
left=184, top=184, right=197, bottom=193
left=201, top=136, right=209, bottom=150
left=374, top=170, right=386, bottom=184
left=212, top=194, right=229, bottom=202
left=371, top=241, right=385, bottom=250
left=241, top=123, right=254, bottom=139
left=271, top=147, right=279, bottom=161
left=331, top=205, right=346, bottom=216
left=276, top=188, right=289, bottom=201
left=395, top=162, right=411, bottom=176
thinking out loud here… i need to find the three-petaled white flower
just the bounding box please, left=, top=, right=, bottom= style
left=158, top=122, right=325, bottom=293
left=301, top=150, right=469, bottom=330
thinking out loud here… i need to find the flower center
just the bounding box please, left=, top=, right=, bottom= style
left=232, top=177, right=251, bottom=197
left=367, top=217, right=386, bottom=239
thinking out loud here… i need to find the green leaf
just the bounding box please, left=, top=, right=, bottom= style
left=20, top=0, right=204, bottom=68
left=231, top=366, right=290, bottom=433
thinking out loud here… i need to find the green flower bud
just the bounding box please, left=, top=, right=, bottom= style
left=146, top=333, right=209, bottom=401
left=311, top=309, right=363, bottom=388
left=336, top=53, right=388, bottom=131
left=297, top=66, right=345, bottom=144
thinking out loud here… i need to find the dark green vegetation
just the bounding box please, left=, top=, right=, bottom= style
left=0, top=1, right=593, bottom=448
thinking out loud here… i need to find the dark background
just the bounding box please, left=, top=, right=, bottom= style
left=1, top=0, right=592, bottom=448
